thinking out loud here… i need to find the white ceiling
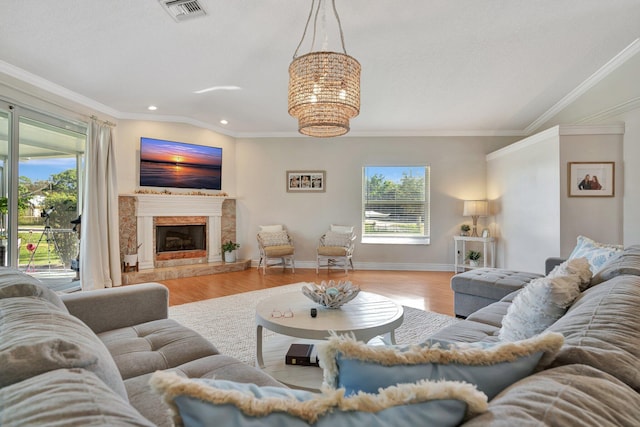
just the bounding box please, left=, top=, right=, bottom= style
left=1, top=0, right=639, bottom=138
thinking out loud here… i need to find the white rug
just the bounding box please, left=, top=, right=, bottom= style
left=169, top=283, right=460, bottom=365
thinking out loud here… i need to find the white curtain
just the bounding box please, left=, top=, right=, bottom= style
left=80, top=120, right=122, bottom=290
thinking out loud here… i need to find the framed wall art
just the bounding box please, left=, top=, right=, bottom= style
left=286, top=170, right=326, bottom=193
left=568, top=162, right=614, bottom=197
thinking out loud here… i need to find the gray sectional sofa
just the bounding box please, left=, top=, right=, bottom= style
left=0, top=268, right=281, bottom=426
left=436, top=246, right=640, bottom=425
left=2, top=244, right=640, bottom=426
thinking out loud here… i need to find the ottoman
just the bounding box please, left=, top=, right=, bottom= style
left=451, top=268, right=543, bottom=318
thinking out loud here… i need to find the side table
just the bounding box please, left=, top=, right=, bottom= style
left=454, top=235, right=496, bottom=272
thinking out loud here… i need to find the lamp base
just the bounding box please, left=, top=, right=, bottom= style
left=470, top=216, right=479, bottom=237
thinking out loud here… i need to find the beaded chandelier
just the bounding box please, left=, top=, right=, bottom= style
left=288, top=0, right=360, bottom=138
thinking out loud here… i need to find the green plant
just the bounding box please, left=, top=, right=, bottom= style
left=460, top=224, right=471, bottom=232
left=466, top=250, right=482, bottom=261
left=222, top=241, right=240, bottom=253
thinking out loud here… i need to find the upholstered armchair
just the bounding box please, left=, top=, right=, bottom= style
left=256, top=225, right=296, bottom=274
left=316, top=225, right=356, bottom=274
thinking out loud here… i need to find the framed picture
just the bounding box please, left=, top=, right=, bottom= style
left=568, top=162, right=614, bottom=197
left=481, top=228, right=490, bottom=238
left=286, top=170, right=326, bottom=193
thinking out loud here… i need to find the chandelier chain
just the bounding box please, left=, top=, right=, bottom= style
left=293, top=0, right=348, bottom=59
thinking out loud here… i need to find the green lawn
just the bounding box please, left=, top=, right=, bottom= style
left=18, top=229, right=66, bottom=267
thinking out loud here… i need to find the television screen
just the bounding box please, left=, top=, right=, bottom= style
left=139, top=137, right=222, bottom=190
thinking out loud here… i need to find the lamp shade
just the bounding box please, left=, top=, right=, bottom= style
left=288, top=51, right=361, bottom=137
left=463, top=200, right=489, bottom=217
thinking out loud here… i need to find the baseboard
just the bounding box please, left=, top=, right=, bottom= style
left=250, top=259, right=455, bottom=272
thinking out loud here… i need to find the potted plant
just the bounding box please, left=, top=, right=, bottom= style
left=222, top=241, right=240, bottom=263
left=466, top=250, right=482, bottom=267
left=124, top=235, right=142, bottom=270
left=460, top=224, right=471, bottom=236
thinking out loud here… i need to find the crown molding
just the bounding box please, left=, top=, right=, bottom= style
left=575, top=96, right=640, bottom=124
left=524, top=38, right=640, bottom=134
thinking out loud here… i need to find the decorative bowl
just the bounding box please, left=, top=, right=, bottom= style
left=301, top=280, right=360, bottom=309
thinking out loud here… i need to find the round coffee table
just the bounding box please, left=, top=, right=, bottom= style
left=255, top=289, right=404, bottom=391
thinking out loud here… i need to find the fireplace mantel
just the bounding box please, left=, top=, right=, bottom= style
left=132, top=194, right=230, bottom=270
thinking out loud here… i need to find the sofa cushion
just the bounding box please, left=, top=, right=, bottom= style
left=0, top=368, right=154, bottom=427
left=568, top=235, right=623, bottom=274
left=591, top=245, right=640, bottom=286
left=451, top=269, right=542, bottom=301
left=541, top=275, right=640, bottom=390
left=462, top=364, right=640, bottom=427
left=0, top=297, right=128, bottom=400
left=125, top=355, right=286, bottom=427
left=318, top=332, right=564, bottom=400
left=0, top=268, right=68, bottom=312
left=150, top=371, right=488, bottom=427
left=98, top=318, right=220, bottom=379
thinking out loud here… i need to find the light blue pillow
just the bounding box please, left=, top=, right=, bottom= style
left=150, top=371, right=488, bottom=427
left=319, top=332, right=564, bottom=400
left=568, top=235, right=623, bottom=273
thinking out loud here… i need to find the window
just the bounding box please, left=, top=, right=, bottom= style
left=1, top=101, right=86, bottom=277
left=362, top=166, right=430, bottom=244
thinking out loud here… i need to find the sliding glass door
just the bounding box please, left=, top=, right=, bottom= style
left=0, top=100, right=85, bottom=283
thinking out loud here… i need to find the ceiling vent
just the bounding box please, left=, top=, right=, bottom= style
left=159, top=0, right=207, bottom=22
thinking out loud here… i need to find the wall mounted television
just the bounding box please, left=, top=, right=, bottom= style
left=139, top=137, right=222, bottom=190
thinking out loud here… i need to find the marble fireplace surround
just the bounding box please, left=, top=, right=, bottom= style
left=119, top=194, right=236, bottom=271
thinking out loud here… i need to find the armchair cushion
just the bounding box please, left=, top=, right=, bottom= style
left=263, top=245, right=295, bottom=257
left=318, top=246, right=348, bottom=256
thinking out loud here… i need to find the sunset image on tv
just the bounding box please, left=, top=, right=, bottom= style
left=139, top=137, right=222, bottom=190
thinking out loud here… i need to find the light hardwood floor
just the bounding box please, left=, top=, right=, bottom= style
left=158, top=268, right=456, bottom=317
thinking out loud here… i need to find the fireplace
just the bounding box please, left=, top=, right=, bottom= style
left=131, top=194, right=226, bottom=270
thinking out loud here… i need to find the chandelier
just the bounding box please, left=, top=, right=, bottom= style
left=287, top=0, right=361, bottom=138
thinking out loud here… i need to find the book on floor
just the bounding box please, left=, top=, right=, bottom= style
left=285, top=343, right=319, bottom=367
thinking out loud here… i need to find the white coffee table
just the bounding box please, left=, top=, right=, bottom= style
left=255, top=289, right=404, bottom=391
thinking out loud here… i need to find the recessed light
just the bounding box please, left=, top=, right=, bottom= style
left=193, top=86, right=241, bottom=94
left=220, top=119, right=228, bottom=125
left=148, top=105, right=158, bottom=111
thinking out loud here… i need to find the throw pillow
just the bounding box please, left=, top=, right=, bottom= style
left=568, top=235, right=623, bottom=274
left=499, top=274, right=583, bottom=342
left=150, top=371, right=488, bottom=427
left=318, top=332, right=564, bottom=401
left=0, top=268, right=68, bottom=312
left=331, top=224, right=354, bottom=234
left=323, top=230, right=353, bottom=247
left=0, top=297, right=128, bottom=400
left=591, top=245, right=640, bottom=287
left=546, top=257, right=593, bottom=291
left=258, top=231, right=290, bottom=246
left=1, top=369, right=155, bottom=427
left=259, top=224, right=283, bottom=233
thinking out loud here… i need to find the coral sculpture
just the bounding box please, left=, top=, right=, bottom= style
left=302, top=280, right=361, bottom=309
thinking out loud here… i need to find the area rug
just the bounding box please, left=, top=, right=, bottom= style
left=169, top=283, right=460, bottom=365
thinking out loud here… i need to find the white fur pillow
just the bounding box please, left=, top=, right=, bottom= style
left=547, top=257, right=592, bottom=291
left=499, top=258, right=590, bottom=341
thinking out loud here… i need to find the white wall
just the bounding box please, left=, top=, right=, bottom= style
left=487, top=129, right=561, bottom=273
left=235, top=136, right=515, bottom=269
left=487, top=125, right=624, bottom=274
left=115, top=120, right=236, bottom=195
left=610, top=107, right=640, bottom=245
left=559, top=132, right=624, bottom=255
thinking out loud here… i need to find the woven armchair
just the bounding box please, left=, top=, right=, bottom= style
left=316, top=226, right=356, bottom=274
left=256, top=226, right=295, bottom=274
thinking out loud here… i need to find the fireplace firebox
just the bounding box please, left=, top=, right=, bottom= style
left=156, top=225, right=206, bottom=253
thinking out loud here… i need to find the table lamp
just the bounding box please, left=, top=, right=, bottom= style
left=463, top=200, right=488, bottom=237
